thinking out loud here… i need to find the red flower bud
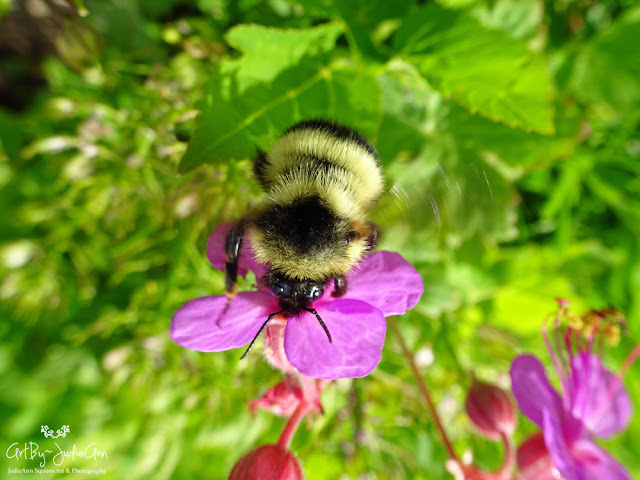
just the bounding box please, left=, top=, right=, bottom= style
left=465, top=377, right=516, bottom=440
left=229, top=444, right=304, bottom=480
left=516, top=432, right=560, bottom=480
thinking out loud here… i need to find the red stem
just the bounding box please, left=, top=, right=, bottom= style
left=388, top=316, right=458, bottom=461
left=619, top=341, right=640, bottom=379
left=496, top=432, right=516, bottom=480
left=277, top=401, right=313, bottom=450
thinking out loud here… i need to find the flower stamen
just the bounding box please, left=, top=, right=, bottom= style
left=543, top=318, right=568, bottom=395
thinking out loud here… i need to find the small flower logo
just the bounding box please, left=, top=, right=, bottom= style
left=41, top=425, right=70, bottom=438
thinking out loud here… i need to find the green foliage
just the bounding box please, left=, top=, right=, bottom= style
left=178, top=22, right=384, bottom=173
left=394, top=3, right=554, bottom=133
left=1, top=0, right=640, bottom=479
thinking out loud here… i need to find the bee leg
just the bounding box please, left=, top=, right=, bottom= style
left=224, top=220, right=245, bottom=299
left=364, top=221, right=380, bottom=252
left=332, top=275, right=347, bottom=298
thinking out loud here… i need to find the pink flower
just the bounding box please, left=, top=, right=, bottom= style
left=510, top=308, right=633, bottom=480
left=248, top=381, right=304, bottom=418
left=171, top=223, right=423, bottom=380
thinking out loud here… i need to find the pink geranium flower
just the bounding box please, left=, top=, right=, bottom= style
left=510, top=305, right=634, bottom=480
left=171, top=223, right=423, bottom=380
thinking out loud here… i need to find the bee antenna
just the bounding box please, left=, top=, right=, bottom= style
left=240, top=310, right=284, bottom=360
left=305, top=308, right=333, bottom=344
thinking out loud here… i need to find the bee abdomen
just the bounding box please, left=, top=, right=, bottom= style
left=258, top=194, right=340, bottom=255
left=261, top=120, right=383, bottom=209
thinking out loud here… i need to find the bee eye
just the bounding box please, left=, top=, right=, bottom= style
left=272, top=281, right=291, bottom=297
left=308, top=284, right=324, bottom=299
left=345, top=231, right=358, bottom=246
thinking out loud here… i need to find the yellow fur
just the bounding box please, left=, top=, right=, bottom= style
left=247, top=226, right=368, bottom=280
left=248, top=122, right=382, bottom=281
left=266, top=128, right=383, bottom=208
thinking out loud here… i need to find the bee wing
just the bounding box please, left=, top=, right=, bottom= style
left=371, top=157, right=511, bottom=246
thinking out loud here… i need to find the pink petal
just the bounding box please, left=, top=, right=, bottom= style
left=542, top=408, right=581, bottom=480
left=171, top=292, right=274, bottom=352
left=248, top=381, right=303, bottom=417
left=510, top=354, right=563, bottom=429
left=206, top=222, right=269, bottom=280
left=542, top=410, right=631, bottom=480
left=570, top=438, right=631, bottom=480
left=341, top=251, right=423, bottom=316
left=283, top=299, right=386, bottom=379
left=263, top=321, right=298, bottom=374
left=567, top=352, right=632, bottom=438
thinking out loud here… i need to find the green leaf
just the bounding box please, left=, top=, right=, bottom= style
left=490, top=245, right=594, bottom=335
left=394, top=4, right=554, bottom=134
left=0, top=109, right=22, bottom=160
left=570, top=6, right=640, bottom=108
left=446, top=104, right=573, bottom=174
left=472, top=0, right=543, bottom=41
left=0, top=0, right=11, bottom=20
left=224, top=22, right=344, bottom=91
left=178, top=23, right=382, bottom=173
left=333, top=0, right=412, bottom=60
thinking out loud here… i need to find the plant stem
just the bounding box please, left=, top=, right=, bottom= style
left=619, top=341, right=640, bottom=379
left=277, top=401, right=313, bottom=450
left=496, top=432, right=516, bottom=480
left=388, top=316, right=458, bottom=461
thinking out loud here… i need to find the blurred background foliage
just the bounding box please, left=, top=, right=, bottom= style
left=1, top=0, right=639, bottom=478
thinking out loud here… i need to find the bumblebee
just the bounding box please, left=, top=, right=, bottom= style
left=224, top=120, right=383, bottom=354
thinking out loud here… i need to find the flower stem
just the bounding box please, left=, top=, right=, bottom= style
left=277, top=401, right=313, bottom=450
left=619, top=341, right=640, bottom=379
left=497, top=432, right=516, bottom=480
left=388, top=316, right=458, bottom=461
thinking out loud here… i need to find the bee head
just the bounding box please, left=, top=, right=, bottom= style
left=263, top=271, right=325, bottom=314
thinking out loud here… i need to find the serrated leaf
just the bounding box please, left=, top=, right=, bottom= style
left=179, top=23, right=381, bottom=173
left=446, top=104, right=573, bottom=173
left=472, top=0, right=543, bottom=41
left=224, top=22, right=344, bottom=92
left=394, top=4, right=553, bottom=134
